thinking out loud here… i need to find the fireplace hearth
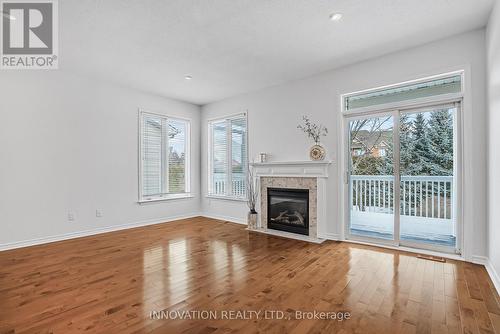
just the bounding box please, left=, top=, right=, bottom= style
left=250, top=162, right=331, bottom=243
left=267, top=188, right=309, bottom=235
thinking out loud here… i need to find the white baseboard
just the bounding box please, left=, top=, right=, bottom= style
left=485, top=260, right=500, bottom=295
left=472, top=256, right=500, bottom=295
left=200, top=213, right=247, bottom=225
left=472, top=255, right=500, bottom=294
left=471, top=255, right=489, bottom=265
left=319, top=232, right=340, bottom=240
left=0, top=212, right=202, bottom=252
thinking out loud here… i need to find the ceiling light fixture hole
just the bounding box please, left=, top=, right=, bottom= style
left=329, top=13, right=343, bottom=21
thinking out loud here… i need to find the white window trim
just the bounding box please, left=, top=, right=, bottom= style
left=207, top=112, right=248, bottom=200
left=339, top=71, right=465, bottom=257
left=205, top=194, right=248, bottom=202
left=138, top=109, right=191, bottom=203
left=340, top=70, right=465, bottom=116
left=138, top=193, right=194, bottom=204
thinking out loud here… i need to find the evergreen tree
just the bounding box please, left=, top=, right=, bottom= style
left=378, top=144, right=393, bottom=175
left=377, top=114, right=415, bottom=176
left=357, top=111, right=454, bottom=177
left=427, top=110, right=454, bottom=176
left=406, top=113, right=432, bottom=175
left=399, top=113, right=413, bottom=174
left=354, top=155, right=384, bottom=175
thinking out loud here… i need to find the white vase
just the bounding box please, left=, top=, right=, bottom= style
left=309, top=143, right=326, bottom=161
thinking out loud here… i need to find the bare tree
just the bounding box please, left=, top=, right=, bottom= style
left=350, top=116, right=392, bottom=171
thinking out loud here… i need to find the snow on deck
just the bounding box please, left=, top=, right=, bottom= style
left=350, top=211, right=455, bottom=246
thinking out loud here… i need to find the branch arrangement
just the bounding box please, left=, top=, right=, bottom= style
left=297, top=116, right=328, bottom=144
left=246, top=164, right=259, bottom=213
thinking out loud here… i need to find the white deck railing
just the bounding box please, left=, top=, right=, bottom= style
left=351, top=175, right=453, bottom=220
left=213, top=173, right=246, bottom=197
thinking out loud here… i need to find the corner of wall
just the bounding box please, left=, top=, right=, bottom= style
left=485, top=0, right=500, bottom=295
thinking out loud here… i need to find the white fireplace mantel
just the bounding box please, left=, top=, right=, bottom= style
left=249, top=160, right=333, bottom=243
left=249, top=160, right=333, bottom=178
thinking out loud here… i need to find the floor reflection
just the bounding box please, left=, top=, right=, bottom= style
left=1, top=218, right=495, bottom=333
left=167, top=239, right=189, bottom=304
left=142, top=245, right=165, bottom=316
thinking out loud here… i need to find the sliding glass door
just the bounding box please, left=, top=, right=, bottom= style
left=348, top=115, right=395, bottom=241
left=346, top=103, right=460, bottom=253
left=398, top=106, right=458, bottom=249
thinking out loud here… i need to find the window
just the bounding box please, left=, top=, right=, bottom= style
left=208, top=113, right=248, bottom=199
left=139, top=111, right=190, bottom=201
left=343, top=72, right=464, bottom=253
left=352, top=149, right=365, bottom=157
left=343, top=73, right=463, bottom=111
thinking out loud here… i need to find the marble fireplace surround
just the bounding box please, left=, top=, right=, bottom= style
left=261, top=177, right=318, bottom=237
left=249, top=161, right=332, bottom=243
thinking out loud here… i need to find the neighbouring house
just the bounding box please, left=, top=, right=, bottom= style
left=351, top=130, right=391, bottom=158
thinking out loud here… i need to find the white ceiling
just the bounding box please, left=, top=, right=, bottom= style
left=61, top=0, right=494, bottom=105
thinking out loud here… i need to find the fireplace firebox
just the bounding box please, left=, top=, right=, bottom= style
left=267, top=188, right=309, bottom=235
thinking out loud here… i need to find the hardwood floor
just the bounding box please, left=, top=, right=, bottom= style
left=1, top=217, right=499, bottom=334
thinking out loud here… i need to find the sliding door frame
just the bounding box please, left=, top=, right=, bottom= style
left=396, top=102, right=462, bottom=254
left=342, top=97, right=463, bottom=255
left=343, top=110, right=399, bottom=248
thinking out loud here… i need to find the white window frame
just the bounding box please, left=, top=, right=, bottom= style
left=138, top=109, right=191, bottom=203
left=207, top=112, right=248, bottom=201
left=340, top=71, right=465, bottom=256
left=341, top=70, right=465, bottom=116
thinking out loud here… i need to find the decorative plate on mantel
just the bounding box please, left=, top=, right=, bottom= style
left=309, top=144, right=326, bottom=161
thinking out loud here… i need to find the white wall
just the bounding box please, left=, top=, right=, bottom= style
left=201, top=30, right=488, bottom=261
left=0, top=29, right=489, bottom=264
left=0, top=71, right=201, bottom=249
left=487, top=2, right=500, bottom=286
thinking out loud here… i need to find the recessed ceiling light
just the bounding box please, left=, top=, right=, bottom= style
left=184, top=75, right=192, bottom=80
left=329, top=13, right=343, bottom=22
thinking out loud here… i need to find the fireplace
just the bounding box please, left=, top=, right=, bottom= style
left=267, top=188, right=309, bottom=235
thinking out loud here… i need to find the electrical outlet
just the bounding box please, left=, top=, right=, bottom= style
left=96, top=210, right=103, bottom=218
left=67, top=212, right=75, bottom=222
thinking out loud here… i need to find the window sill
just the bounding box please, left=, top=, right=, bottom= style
left=138, top=194, right=194, bottom=204
left=206, top=195, right=247, bottom=202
